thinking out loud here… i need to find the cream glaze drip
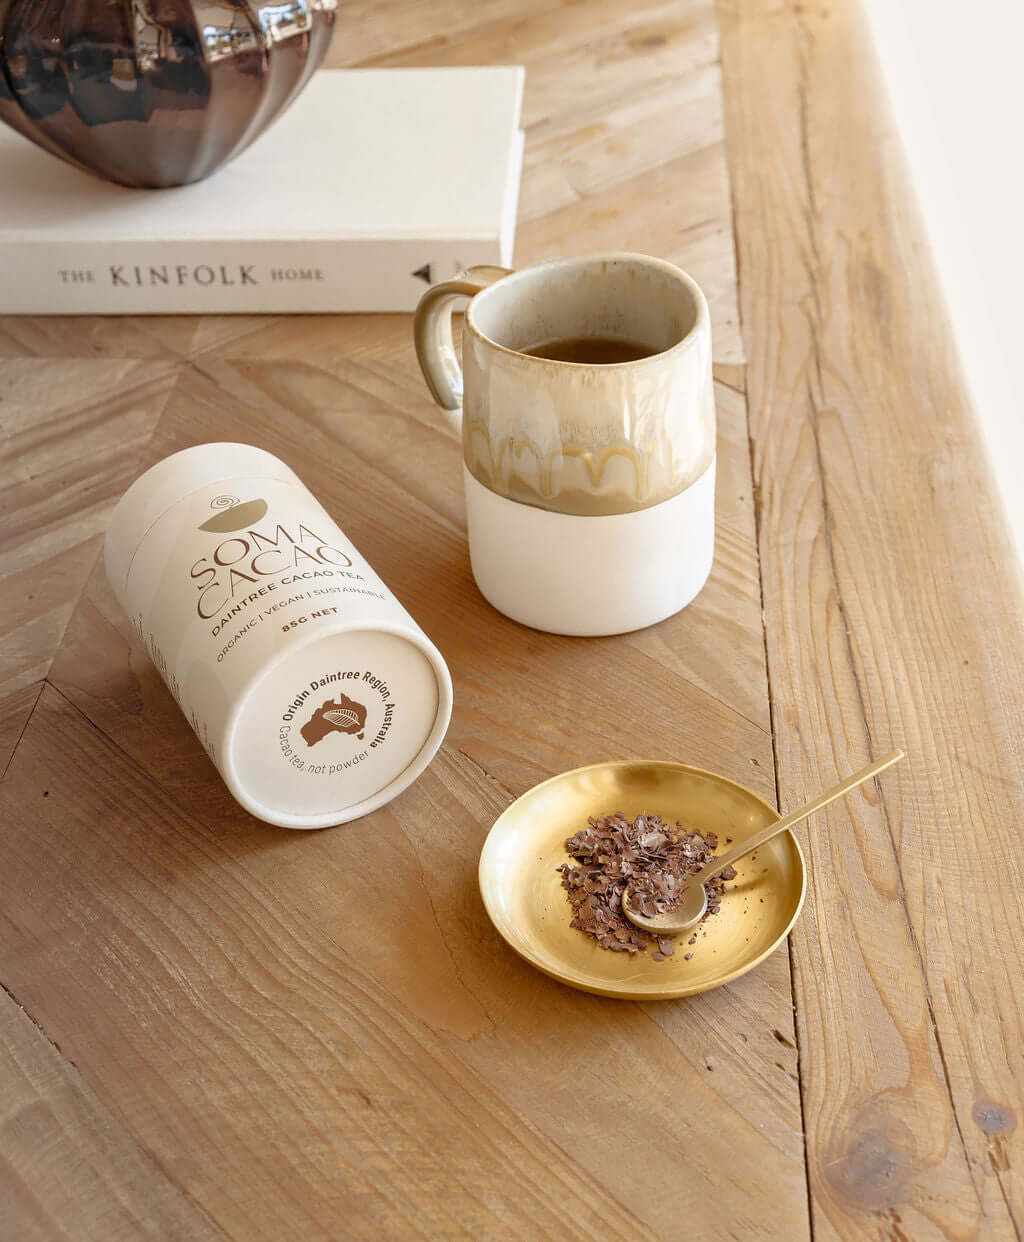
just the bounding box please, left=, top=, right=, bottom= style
left=465, top=419, right=714, bottom=516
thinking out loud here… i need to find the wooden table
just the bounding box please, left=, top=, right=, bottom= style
left=2, top=2, right=1022, bottom=1239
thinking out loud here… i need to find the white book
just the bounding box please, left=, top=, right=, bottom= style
left=0, top=67, right=524, bottom=314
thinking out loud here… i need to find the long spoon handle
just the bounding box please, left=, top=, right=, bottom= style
left=691, top=749, right=905, bottom=887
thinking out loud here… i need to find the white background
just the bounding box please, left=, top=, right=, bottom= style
left=862, top=0, right=1023, bottom=562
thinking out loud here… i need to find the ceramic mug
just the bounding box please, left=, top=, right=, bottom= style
left=414, top=252, right=716, bottom=635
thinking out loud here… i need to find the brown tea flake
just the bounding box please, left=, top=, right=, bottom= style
left=557, top=811, right=731, bottom=961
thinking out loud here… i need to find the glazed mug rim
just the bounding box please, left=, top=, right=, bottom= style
left=463, top=251, right=710, bottom=369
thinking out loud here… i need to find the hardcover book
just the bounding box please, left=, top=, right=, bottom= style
left=0, top=67, right=525, bottom=314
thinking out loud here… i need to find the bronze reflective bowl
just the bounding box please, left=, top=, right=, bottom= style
left=478, top=760, right=806, bottom=1000
left=0, top=0, right=337, bottom=188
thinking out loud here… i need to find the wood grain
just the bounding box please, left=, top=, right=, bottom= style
left=0, top=3, right=808, bottom=1239
left=0, top=987, right=224, bottom=1242
left=719, top=0, right=1024, bottom=1237
left=0, top=0, right=1019, bottom=1238
left=0, top=358, right=176, bottom=764
left=0, top=315, right=282, bottom=362
left=341, top=0, right=743, bottom=364
left=0, top=686, right=805, bottom=1242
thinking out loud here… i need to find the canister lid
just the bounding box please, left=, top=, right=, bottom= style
left=105, top=443, right=301, bottom=595
left=104, top=441, right=454, bottom=829
left=223, top=626, right=453, bottom=828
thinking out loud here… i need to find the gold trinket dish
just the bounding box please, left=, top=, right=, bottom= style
left=478, top=760, right=806, bottom=1000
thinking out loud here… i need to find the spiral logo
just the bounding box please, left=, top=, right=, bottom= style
left=210, top=494, right=240, bottom=511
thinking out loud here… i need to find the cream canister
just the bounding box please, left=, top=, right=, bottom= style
left=104, top=443, right=453, bottom=828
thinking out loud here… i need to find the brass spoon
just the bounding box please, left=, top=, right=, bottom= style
left=622, top=750, right=905, bottom=936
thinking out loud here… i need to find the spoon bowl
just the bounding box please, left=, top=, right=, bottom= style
left=623, top=881, right=707, bottom=933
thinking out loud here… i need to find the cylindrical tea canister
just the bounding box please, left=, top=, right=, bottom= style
left=105, top=443, right=453, bottom=828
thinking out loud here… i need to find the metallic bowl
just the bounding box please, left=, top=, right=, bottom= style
left=0, top=0, right=337, bottom=188
left=479, top=760, right=806, bottom=1000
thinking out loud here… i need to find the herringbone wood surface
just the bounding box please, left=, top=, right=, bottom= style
left=1, top=2, right=1021, bottom=1239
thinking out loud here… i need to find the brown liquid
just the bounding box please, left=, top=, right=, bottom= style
left=522, top=336, right=656, bottom=364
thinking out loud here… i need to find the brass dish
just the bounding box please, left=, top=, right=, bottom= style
left=478, top=760, right=806, bottom=1000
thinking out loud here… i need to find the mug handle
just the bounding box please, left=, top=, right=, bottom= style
left=414, top=265, right=513, bottom=430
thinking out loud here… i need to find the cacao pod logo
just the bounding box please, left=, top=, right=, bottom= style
left=301, top=694, right=368, bottom=747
